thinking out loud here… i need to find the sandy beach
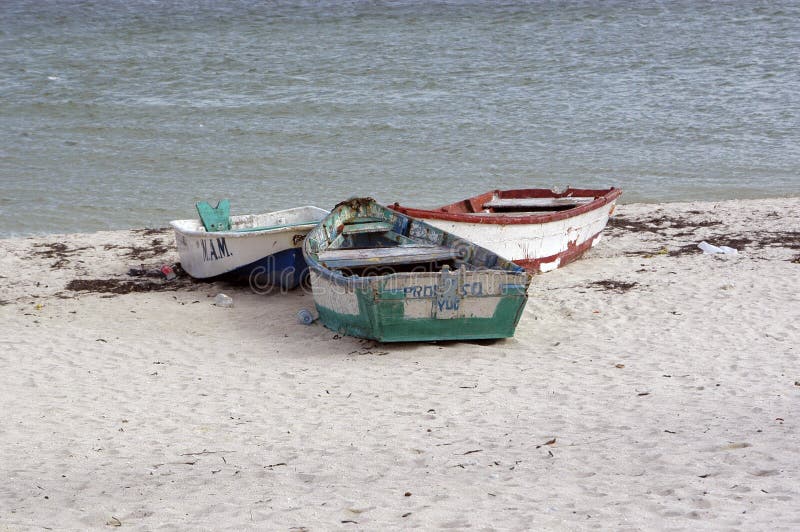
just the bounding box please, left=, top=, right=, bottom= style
left=1, top=197, right=798, bottom=531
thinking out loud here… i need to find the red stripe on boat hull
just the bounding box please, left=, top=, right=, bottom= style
left=514, top=230, right=603, bottom=273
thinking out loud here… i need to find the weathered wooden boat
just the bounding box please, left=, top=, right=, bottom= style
left=170, top=201, right=328, bottom=288
left=390, top=187, right=622, bottom=273
left=302, top=198, right=532, bottom=342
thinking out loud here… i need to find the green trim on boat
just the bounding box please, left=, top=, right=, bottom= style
left=231, top=221, right=315, bottom=233
left=196, top=200, right=231, bottom=232
left=315, top=290, right=527, bottom=343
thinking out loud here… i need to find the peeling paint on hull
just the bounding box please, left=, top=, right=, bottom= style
left=309, top=270, right=528, bottom=342
left=391, top=188, right=621, bottom=273
left=303, top=198, right=532, bottom=342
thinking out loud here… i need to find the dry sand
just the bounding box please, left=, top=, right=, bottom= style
left=1, top=198, right=799, bottom=531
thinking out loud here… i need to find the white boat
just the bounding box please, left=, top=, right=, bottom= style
left=390, top=188, right=622, bottom=273
left=170, top=203, right=328, bottom=288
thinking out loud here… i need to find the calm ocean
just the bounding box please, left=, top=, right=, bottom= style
left=1, top=0, right=798, bottom=236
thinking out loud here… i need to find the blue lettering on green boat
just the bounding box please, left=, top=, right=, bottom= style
left=402, top=282, right=482, bottom=298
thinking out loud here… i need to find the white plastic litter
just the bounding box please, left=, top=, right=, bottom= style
left=698, top=241, right=722, bottom=254
left=698, top=241, right=738, bottom=255
left=213, top=293, right=234, bottom=308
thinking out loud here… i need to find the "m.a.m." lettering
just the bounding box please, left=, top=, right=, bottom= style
left=201, top=237, right=233, bottom=262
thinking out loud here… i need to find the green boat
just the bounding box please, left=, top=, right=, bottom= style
left=302, top=198, right=532, bottom=342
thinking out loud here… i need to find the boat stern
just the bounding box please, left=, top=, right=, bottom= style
left=310, top=268, right=530, bottom=342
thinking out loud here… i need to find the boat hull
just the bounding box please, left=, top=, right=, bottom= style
left=170, top=206, right=327, bottom=288
left=419, top=205, right=614, bottom=273
left=391, top=188, right=621, bottom=273
left=303, top=198, right=531, bottom=342
left=309, top=269, right=528, bottom=342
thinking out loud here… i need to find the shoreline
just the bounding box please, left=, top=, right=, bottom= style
left=3, top=193, right=800, bottom=241
left=1, top=197, right=798, bottom=530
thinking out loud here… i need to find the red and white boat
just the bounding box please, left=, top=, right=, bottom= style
left=390, top=187, right=622, bottom=273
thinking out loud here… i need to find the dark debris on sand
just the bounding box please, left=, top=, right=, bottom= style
left=609, top=215, right=722, bottom=235
left=65, top=276, right=198, bottom=296
left=31, top=242, right=95, bottom=269
left=130, top=227, right=170, bottom=236
left=123, top=238, right=171, bottom=260
left=610, top=213, right=800, bottom=257
left=27, top=230, right=175, bottom=272
left=667, top=244, right=701, bottom=257
left=587, top=280, right=639, bottom=293
left=64, top=263, right=199, bottom=296
left=65, top=279, right=171, bottom=295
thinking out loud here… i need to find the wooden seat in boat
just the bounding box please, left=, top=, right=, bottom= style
left=462, top=211, right=560, bottom=217
left=482, top=197, right=595, bottom=209
left=341, top=221, right=394, bottom=235
left=318, top=246, right=454, bottom=269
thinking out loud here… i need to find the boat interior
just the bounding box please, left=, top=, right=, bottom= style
left=191, top=201, right=326, bottom=233
left=479, top=196, right=595, bottom=213
left=317, top=217, right=462, bottom=277
left=421, top=191, right=601, bottom=215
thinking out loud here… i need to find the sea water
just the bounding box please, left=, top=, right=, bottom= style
left=1, top=0, right=798, bottom=236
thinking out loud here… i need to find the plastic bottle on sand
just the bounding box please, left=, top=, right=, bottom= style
left=213, top=294, right=234, bottom=308
left=297, top=308, right=315, bottom=325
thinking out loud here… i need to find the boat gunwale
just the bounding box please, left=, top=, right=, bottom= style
left=307, top=262, right=529, bottom=291
left=302, top=199, right=530, bottom=290
left=169, top=205, right=328, bottom=238
left=390, top=187, right=622, bottom=225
